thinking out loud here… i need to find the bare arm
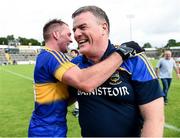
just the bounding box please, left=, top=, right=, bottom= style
left=62, top=52, right=122, bottom=92
left=139, top=97, right=164, bottom=137
left=174, top=66, right=180, bottom=79
left=155, top=67, right=159, bottom=78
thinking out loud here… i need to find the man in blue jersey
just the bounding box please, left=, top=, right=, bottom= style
left=28, top=19, right=136, bottom=137
left=71, top=6, right=164, bottom=137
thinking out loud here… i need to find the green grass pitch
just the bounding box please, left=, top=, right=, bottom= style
left=0, top=61, right=180, bottom=137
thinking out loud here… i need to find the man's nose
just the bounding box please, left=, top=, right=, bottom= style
left=74, top=28, right=82, bottom=38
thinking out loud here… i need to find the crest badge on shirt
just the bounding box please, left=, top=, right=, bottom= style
left=109, top=71, right=122, bottom=85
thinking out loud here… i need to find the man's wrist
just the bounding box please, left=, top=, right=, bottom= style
left=115, top=50, right=126, bottom=60
left=113, top=52, right=123, bottom=60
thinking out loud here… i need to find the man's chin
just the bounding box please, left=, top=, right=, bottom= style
left=80, top=49, right=89, bottom=56
left=79, top=48, right=85, bottom=54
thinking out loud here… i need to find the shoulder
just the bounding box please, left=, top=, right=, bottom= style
left=71, top=55, right=92, bottom=69
left=122, top=53, right=147, bottom=70
left=39, top=49, right=66, bottom=60
left=157, top=58, right=164, bottom=63
left=170, top=58, right=176, bottom=62
left=161, top=58, right=170, bottom=62
left=71, top=55, right=84, bottom=63
left=46, top=50, right=70, bottom=63
left=122, top=53, right=157, bottom=81
left=36, top=49, right=53, bottom=63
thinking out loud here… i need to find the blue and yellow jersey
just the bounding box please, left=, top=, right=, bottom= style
left=70, top=41, right=164, bottom=137
left=28, top=47, right=75, bottom=137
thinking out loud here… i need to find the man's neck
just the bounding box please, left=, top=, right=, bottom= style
left=86, top=39, right=109, bottom=63
left=45, top=41, right=58, bottom=51
left=86, top=55, right=101, bottom=63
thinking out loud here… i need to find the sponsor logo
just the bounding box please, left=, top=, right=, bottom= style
left=78, top=86, right=129, bottom=96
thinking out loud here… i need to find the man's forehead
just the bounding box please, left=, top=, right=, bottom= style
left=73, top=14, right=98, bottom=30
left=72, top=18, right=88, bottom=31
left=73, top=12, right=95, bottom=23
left=165, top=51, right=171, bottom=54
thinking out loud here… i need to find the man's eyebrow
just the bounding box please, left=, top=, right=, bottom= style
left=73, top=23, right=87, bottom=32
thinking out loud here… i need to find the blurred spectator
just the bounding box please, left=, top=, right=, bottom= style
left=155, top=50, right=180, bottom=104
left=70, top=49, right=79, bottom=58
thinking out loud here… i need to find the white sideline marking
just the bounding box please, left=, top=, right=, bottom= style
left=3, top=69, right=33, bottom=81
left=2, top=69, right=180, bottom=132
left=165, top=123, right=180, bottom=132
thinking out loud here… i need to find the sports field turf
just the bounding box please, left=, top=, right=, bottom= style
left=0, top=61, right=180, bottom=137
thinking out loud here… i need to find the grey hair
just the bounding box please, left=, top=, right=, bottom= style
left=72, top=5, right=110, bottom=33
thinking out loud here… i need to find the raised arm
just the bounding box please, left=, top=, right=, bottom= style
left=62, top=52, right=122, bottom=92
left=61, top=44, right=139, bottom=92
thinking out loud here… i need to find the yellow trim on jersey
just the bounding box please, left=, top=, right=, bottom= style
left=34, top=82, right=69, bottom=104
left=138, top=53, right=157, bottom=79
left=118, top=67, right=132, bottom=75
left=54, top=50, right=68, bottom=63
left=44, top=46, right=68, bottom=63
left=54, top=62, right=75, bottom=81
left=46, top=49, right=65, bottom=64
left=44, top=46, right=50, bottom=50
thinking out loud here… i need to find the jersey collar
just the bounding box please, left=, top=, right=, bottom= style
left=100, top=40, right=116, bottom=61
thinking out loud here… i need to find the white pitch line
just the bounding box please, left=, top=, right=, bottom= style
left=3, top=69, right=33, bottom=81
left=165, top=123, right=180, bottom=132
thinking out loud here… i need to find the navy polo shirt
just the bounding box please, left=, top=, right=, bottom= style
left=70, top=40, right=164, bottom=137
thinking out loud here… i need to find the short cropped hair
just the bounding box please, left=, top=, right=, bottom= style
left=72, top=5, right=110, bottom=34
left=43, top=19, right=67, bottom=41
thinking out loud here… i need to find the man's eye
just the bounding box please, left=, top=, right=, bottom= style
left=81, top=26, right=86, bottom=30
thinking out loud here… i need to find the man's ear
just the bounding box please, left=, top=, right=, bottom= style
left=101, top=22, right=108, bottom=35
left=52, top=31, right=59, bottom=40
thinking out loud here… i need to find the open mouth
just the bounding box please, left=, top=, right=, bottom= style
left=78, top=39, right=89, bottom=47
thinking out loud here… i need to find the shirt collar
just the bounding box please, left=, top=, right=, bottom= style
left=100, top=40, right=116, bottom=61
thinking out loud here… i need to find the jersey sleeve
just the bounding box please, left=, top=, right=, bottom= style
left=122, top=53, right=164, bottom=105
left=48, top=51, right=75, bottom=81
left=132, top=79, right=163, bottom=104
